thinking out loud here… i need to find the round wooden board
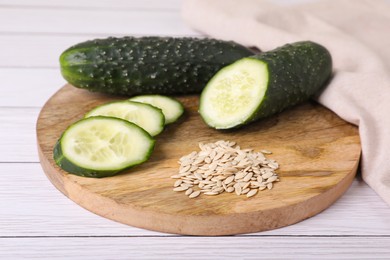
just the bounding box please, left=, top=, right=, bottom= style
left=37, top=84, right=361, bottom=236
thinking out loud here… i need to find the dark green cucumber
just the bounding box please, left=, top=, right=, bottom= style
left=199, top=41, right=332, bottom=129
left=60, top=36, right=254, bottom=96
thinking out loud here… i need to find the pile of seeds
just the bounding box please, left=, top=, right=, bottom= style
left=171, top=140, right=279, bottom=198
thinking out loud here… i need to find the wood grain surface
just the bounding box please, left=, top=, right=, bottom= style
left=36, top=84, right=361, bottom=235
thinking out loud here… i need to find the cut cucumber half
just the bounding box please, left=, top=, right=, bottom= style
left=53, top=116, right=155, bottom=178
left=85, top=101, right=165, bottom=136
left=200, top=58, right=268, bottom=129
left=129, top=95, right=184, bottom=124
left=199, top=41, right=332, bottom=129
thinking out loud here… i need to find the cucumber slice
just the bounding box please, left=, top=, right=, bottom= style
left=129, top=95, right=184, bottom=124
left=53, top=116, right=155, bottom=178
left=85, top=101, right=165, bottom=136
left=199, top=41, right=332, bottom=129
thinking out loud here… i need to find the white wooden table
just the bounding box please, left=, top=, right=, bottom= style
left=1, top=0, right=390, bottom=259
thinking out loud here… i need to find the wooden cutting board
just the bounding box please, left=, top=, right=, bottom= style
left=37, top=84, right=361, bottom=235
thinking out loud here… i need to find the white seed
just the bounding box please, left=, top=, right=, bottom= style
left=212, top=187, right=224, bottom=193
left=185, top=188, right=193, bottom=196
left=194, top=172, right=203, bottom=180
left=179, top=164, right=191, bottom=173
left=204, top=157, right=212, bottom=164
left=234, top=183, right=242, bottom=195
left=262, top=172, right=274, bottom=179
left=267, top=175, right=278, bottom=183
left=213, top=152, right=224, bottom=161
left=267, top=183, right=273, bottom=190
left=180, top=159, right=192, bottom=167
left=226, top=181, right=235, bottom=187
left=174, top=180, right=183, bottom=187
left=224, top=175, right=235, bottom=185
left=181, top=183, right=193, bottom=188
left=208, top=162, right=218, bottom=171
left=190, top=165, right=198, bottom=172
left=268, top=162, right=279, bottom=169
left=202, top=184, right=213, bottom=190
left=226, top=186, right=235, bottom=193
left=241, top=182, right=250, bottom=190
left=224, top=167, right=237, bottom=172
left=235, top=171, right=246, bottom=180
left=173, top=186, right=188, bottom=192
left=243, top=166, right=251, bottom=173
left=189, top=190, right=201, bottom=198
left=204, top=192, right=218, bottom=196
left=241, top=188, right=250, bottom=194
left=243, top=172, right=253, bottom=182
left=220, top=153, right=231, bottom=162
left=246, top=189, right=258, bottom=198
left=216, top=175, right=227, bottom=180
left=222, top=182, right=228, bottom=191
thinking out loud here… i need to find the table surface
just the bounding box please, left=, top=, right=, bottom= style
left=1, top=0, right=390, bottom=259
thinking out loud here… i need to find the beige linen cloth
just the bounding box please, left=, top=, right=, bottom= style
left=182, top=0, right=390, bottom=206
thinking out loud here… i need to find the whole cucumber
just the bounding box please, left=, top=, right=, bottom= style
left=60, top=36, right=254, bottom=95
left=199, top=41, right=333, bottom=129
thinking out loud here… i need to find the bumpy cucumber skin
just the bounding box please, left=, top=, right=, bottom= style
left=247, top=41, right=332, bottom=123
left=53, top=116, right=155, bottom=178
left=201, top=41, right=332, bottom=129
left=60, top=37, right=254, bottom=96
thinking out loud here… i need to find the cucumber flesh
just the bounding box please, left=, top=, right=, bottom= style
left=199, top=41, right=332, bottom=129
left=199, top=59, right=268, bottom=129
left=85, top=101, right=165, bottom=136
left=53, top=116, right=155, bottom=178
left=129, top=95, right=184, bottom=124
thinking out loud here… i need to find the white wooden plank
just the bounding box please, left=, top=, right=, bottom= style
left=0, top=0, right=183, bottom=10
left=1, top=163, right=390, bottom=237
left=1, top=236, right=389, bottom=259
left=0, top=108, right=40, bottom=162
left=0, top=69, right=64, bottom=107
left=0, top=163, right=162, bottom=237
left=0, top=8, right=196, bottom=36
left=261, top=178, right=390, bottom=236
left=0, top=35, right=87, bottom=68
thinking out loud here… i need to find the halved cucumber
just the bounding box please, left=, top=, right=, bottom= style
left=85, top=101, right=165, bottom=136
left=53, top=116, right=155, bottom=178
left=199, top=41, right=332, bottom=129
left=129, top=95, right=184, bottom=124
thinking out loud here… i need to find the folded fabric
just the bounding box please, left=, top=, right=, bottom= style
left=181, top=0, right=390, bottom=206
